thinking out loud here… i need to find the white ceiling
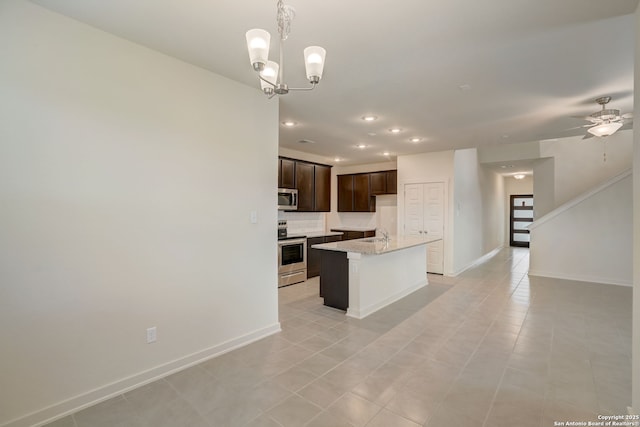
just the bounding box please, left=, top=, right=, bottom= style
left=31, top=0, right=638, bottom=166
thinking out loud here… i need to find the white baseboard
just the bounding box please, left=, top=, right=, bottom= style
left=6, top=323, right=281, bottom=427
left=527, top=269, right=632, bottom=287
left=347, top=280, right=427, bottom=320
left=451, top=246, right=504, bottom=277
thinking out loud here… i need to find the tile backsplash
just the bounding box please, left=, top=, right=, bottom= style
left=278, top=211, right=326, bottom=234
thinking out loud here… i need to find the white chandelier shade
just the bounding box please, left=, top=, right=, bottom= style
left=259, top=61, right=279, bottom=91
left=245, top=1, right=326, bottom=97
left=304, top=46, right=326, bottom=83
left=246, top=29, right=271, bottom=71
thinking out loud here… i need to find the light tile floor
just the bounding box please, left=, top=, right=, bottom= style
left=45, top=248, right=632, bottom=427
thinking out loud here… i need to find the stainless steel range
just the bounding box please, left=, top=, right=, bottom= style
left=277, top=236, right=307, bottom=287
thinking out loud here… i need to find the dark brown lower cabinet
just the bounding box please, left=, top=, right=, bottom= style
left=331, top=229, right=375, bottom=241
left=319, top=250, right=349, bottom=311
left=308, top=234, right=343, bottom=279
left=306, top=237, right=324, bottom=278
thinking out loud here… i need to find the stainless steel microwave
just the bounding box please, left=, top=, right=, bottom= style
left=278, top=188, right=298, bottom=210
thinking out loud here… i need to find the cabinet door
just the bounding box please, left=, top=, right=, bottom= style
left=279, top=158, right=296, bottom=189
left=353, top=174, right=372, bottom=212
left=314, top=165, right=331, bottom=212
left=386, top=170, right=397, bottom=194
left=295, top=162, right=314, bottom=211
left=307, top=237, right=324, bottom=278
left=370, top=172, right=386, bottom=195
left=344, top=231, right=363, bottom=240
left=337, top=175, right=354, bottom=212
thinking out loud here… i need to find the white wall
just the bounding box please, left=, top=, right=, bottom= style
left=529, top=172, right=633, bottom=286
left=397, top=150, right=455, bottom=275
left=533, top=157, right=555, bottom=218
left=452, top=149, right=504, bottom=274
left=0, top=2, right=279, bottom=426
left=540, top=131, right=633, bottom=207
left=504, top=176, right=534, bottom=245
left=480, top=166, right=505, bottom=254
left=632, top=2, right=640, bottom=414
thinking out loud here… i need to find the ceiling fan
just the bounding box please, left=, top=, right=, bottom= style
left=575, top=96, right=633, bottom=139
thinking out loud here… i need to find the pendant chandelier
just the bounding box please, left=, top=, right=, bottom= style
left=245, top=0, right=326, bottom=98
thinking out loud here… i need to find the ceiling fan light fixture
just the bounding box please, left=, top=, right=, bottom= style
left=587, top=121, right=623, bottom=137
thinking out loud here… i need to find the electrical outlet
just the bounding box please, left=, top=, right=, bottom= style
left=146, top=326, right=157, bottom=344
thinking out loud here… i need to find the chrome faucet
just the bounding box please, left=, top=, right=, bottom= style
left=376, top=227, right=390, bottom=242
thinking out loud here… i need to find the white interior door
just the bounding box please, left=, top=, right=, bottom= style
left=404, top=182, right=445, bottom=274
left=404, top=184, right=424, bottom=235
left=424, top=183, right=444, bottom=274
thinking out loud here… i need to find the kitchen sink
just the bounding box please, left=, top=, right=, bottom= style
left=360, top=237, right=389, bottom=243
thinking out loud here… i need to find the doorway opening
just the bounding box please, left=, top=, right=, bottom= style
left=510, top=194, right=533, bottom=248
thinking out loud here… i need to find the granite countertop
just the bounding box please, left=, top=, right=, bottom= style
left=285, top=231, right=344, bottom=239
left=312, top=235, right=441, bottom=255
left=329, top=227, right=376, bottom=232
left=305, top=231, right=344, bottom=238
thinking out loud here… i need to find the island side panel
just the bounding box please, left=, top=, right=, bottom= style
left=319, top=250, right=349, bottom=310
left=347, top=244, right=428, bottom=319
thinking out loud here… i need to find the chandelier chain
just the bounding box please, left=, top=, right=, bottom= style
left=276, top=0, right=295, bottom=41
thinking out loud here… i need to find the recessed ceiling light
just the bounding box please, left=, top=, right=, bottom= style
left=389, top=128, right=402, bottom=134
left=356, top=144, right=368, bottom=149
left=367, top=132, right=377, bottom=136
left=362, top=115, right=377, bottom=122
left=458, top=84, right=472, bottom=91
left=334, top=157, right=342, bottom=162
left=513, top=174, right=526, bottom=180
left=282, top=121, right=296, bottom=127
left=500, top=165, right=514, bottom=169
left=383, top=151, right=390, bottom=156
left=409, top=137, right=422, bottom=143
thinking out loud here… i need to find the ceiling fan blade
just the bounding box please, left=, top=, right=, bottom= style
left=582, top=133, right=595, bottom=140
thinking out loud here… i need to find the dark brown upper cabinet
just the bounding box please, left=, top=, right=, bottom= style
left=314, top=164, right=331, bottom=212
left=338, top=174, right=355, bottom=212
left=370, top=170, right=397, bottom=195
left=370, top=172, right=386, bottom=195
left=337, top=170, right=397, bottom=212
left=354, top=174, right=373, bottom=212
left=386, top=170, right=397, bottom=194
left=279, top=157, right=331, bottom=212
left=278, top=158, right=296, bottom=189
left=295, top=161, right=314, bottom=211
left=338, top=173, right=374, bottom=212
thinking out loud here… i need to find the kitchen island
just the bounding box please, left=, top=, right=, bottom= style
left=312, top=235, right=440, bottom=319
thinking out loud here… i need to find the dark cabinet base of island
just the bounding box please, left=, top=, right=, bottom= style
left=319, top=250, right=349, bottom=311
